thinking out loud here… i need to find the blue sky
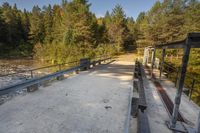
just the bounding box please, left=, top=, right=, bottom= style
left=0, top=0, right=161, bottom=20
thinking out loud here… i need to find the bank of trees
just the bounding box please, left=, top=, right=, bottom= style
left=0, top=0, right=136, bottom=62
left=0, top=3, right=31, bottom=56
left=135, top=0, right=200, bottom=47
left=0, top=0, right=200, bottom=63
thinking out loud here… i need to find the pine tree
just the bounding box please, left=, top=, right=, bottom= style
left=61, top=0, right=94, bottom=56
left=0, top=7, right=7, bottom=44
left=107, top=4, right=128, bottom=52
left=21, top=9, right=30, bottom=42
left=184, top=1, right=200, bottom=32
left=29, top=5, right=45, bottom=44
left=43, top=4, right=53, bottom=44
left=51, top=4, right=63, bottom=43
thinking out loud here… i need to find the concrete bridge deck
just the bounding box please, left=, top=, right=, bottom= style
left=140, top=66, right=200, bottom=133
left=0, top=61, right=133, bottom=133
left=0, top=56, right=199, bottom=133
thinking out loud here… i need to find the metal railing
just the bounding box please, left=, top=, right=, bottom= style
left=0, top=55, right=111, bottom=78
left=163, top=62, right=200, bottom=102
left=133, top=60, right=151, bottom=133
left=0, top=56, right=113, bottom=96
left=0, top=60, right=79, bottom=78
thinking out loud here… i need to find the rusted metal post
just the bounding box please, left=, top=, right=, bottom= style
left=151, top=47, right=156, bottom=79
left=189, top=79, right=195, bottom=100
left=160, top=48, right=166, bottom=80
left=170, top=37, right=191, bottom=129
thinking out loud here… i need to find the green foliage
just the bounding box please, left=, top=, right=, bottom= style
left=0, top=1, right=136, bottom=59
left=43, top=5, right=53, bottom=44
left=29, top=6, right=45, bottom=44
left=135, top=0, right=200, bottom=47
left=0, top=3, right=32, bottom=56
left=104, top=5, right=136, bottom=52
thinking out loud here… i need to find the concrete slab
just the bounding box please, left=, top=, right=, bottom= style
left=130, top=62, right=172, bottom=133
left=152, top=69, right=200, bottom=126
left=141, top=69, right=172, bottom=133
left=0, top=61, right=133, bottom=133
left=143, top=67, right=200, bottom=133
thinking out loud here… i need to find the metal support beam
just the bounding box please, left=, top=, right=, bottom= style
left=160, top=49, right=166, bottom=80
left=151, top=48, right=156, bottom=79
left=197, top=112, right=200, bottom=133
left=169, top=38, right=191, bottom=130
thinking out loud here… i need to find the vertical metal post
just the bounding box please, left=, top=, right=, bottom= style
left=160, top=49, right=166, bottom=80
left=151, top=48, right=154, bottom=64
left=170, top=38, right=191, bottom=128
left=189, top=79, right=195, bottom=101
left=151, top=47, right=156, bottom=79
left=175, top=67, right=179, bottom=87
left=167, top=66, right=170, bottom=78
left=59, top=64, right=61, bottom=71
left=196, top=112, right=200, bottom=133
left=30, top=70, right=33, bottom=78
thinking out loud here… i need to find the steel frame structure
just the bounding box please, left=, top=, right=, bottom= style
left=151, top=32, right=200, bottom=133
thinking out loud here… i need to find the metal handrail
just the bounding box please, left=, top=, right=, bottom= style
left=163, top=62, right=178, bottom=71
left=0, top=57, right=112, bottom=96
left=0, top=60, right=78, bottom=77
left=0, top=66, right=81, bottom=95
left=163, top=62, right=200, bottom=99
left=0, top=56, right=109, bottom=78
left=31, top=61, right=78, bottom=71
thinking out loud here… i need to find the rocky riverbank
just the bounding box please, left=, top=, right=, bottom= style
left=0, top=59, right=50, bottom=104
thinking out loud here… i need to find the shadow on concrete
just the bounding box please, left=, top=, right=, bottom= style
left=88, top=61, right=133, bottom=82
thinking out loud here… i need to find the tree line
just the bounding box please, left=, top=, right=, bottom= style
left=0, top=0, right=199, bottom=63
left=0, top=0, right=136, bottom=63
left=135, top=0, right=200, bottom=47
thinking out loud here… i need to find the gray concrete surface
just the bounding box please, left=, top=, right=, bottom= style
left=0, top=61, right=133, bottom=133
left=144, top=68, right=200, bottom=133
left=144, top=71, right=172, bottom=133
left=152, top=69, right=200, bottom=125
